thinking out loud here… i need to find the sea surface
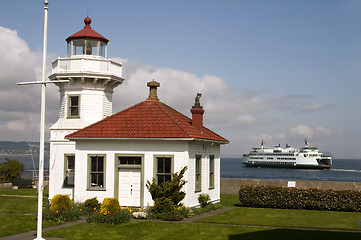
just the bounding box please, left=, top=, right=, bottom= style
left=1, top=155, right=361, bottom=182
left=221, top=158, right=361, bottom=182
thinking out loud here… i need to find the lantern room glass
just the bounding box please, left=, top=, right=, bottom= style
left=67, top=39, right=107, bottom=57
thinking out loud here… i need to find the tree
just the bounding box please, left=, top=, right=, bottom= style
left=0, top=158, right=24, bottom=182
left=146, top=166, right=187, bottom=214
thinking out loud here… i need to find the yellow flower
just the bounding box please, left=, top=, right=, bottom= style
left=80, top=209, right=82, bottom=211
left=77, top=204, right=79, bottom=207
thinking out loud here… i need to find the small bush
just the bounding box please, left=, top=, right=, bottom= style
left=100, top=198, right=121, bottom=215
left=0, top=158, right=24, bottom=182
left=146, top=166, right=188, bottom=219
left=239, top=185, right=361, bottom=212
left=43, top=202, right=82, bottom=222
left=198, top=193, right=211, bottom=208
left=84, top=197, right=101, bottom=213
left=50, top=194, right=72, bottom=213
left=86, top=208, right=131, bottom=225
left=193, top=202, right=222, bottom=215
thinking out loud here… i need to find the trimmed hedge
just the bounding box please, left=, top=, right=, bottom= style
left=239, top=185, right=361, bottom=212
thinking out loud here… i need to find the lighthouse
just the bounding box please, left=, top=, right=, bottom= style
left=48, top=16, right=124, bottom=199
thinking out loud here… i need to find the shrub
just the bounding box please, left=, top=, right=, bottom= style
left=43, top=202, right=82, bottom=222
left=100, top=198, right=121, bottom=215
left=86, top=208, right=131, bottom=225
left=84, top=197, right=101, bottom=213
left=198, top=193, right=211, bottom=208
left=146, top=166, right=187, bottom=217
left=193, top=202, right=222, bottom=215
left=238, top=185, right=361, bottom=212
left=50, top=194, right=72, bottom=213
left=0, top=158, right=24, bottom=182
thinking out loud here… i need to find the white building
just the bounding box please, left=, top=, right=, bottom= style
left=48, top=17, right=228, bottom=207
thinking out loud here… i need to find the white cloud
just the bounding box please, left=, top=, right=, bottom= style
left=301, top=103, right=331, bottom=111
left=289, top=125, right=314, bottom=138
left=0, top=26, right=343, bottom=157
left=0, top=26, right=59, bottom=141
left=113, top=59, right=280, bottom=131
left=246, top=124, right=342, bottom=148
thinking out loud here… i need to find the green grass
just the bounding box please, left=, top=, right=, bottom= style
left=0, top=187, right=49, bottom=197
left=197, top=207, right=361, bottom=231
left=220, top=194, right=241, bottom=207
left=0, top=188, right=58, bottom=237
left=0, top=196, right=39, bottom=213
left=44, top=221, right=361, bottom=240
left=2, top=192, right=361, bottom=239
left=0, top=214, right=57, bottom=237
left=0, top=188, right=38, bottom=196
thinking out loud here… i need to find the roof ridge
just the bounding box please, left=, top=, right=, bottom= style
left=153, top=101, right=193, bottom=137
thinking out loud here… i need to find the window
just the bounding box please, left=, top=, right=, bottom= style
left=156, top=157, right=172, bottom=185
left=64, top=155, right=75, bottom=187
left=118, top=156, right=141, bottom=165
left=68, top=95, right=80, bottom=118
left=209, top=155, right=214, bottom=189
left=195, top=155, right=202, bottom=192
left=89, top=155, right=105, bottom=189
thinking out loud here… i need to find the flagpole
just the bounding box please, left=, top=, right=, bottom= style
left=34, top=1, right=48, bottom=239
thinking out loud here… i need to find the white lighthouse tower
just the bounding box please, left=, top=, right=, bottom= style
left=48, top=16, right=124, bottom=199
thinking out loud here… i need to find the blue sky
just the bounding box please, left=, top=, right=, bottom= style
left=0, top=0, right=361, bottom=158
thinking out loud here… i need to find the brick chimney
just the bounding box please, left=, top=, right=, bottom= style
left=147, top=79, right=160, bottom=100
left=190, top=93, right=204, bottom=131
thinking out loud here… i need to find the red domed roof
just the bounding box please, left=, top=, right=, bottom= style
left=66, top=16, right=109, bottom=43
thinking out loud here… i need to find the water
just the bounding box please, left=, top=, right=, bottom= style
left=1, top=155, right=361, bottom=182
left=221, top=158, right=361, bottom=182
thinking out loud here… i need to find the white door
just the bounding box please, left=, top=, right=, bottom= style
left=118, top=168, right=141, bottom=207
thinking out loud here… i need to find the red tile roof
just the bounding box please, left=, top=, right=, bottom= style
left=65, top=99, right=228, bottom=143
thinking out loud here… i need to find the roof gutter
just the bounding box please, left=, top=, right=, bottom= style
left=65, top=137, right=228, bottom=144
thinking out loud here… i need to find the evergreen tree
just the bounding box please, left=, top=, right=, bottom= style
left=146, top=166, right=187, bottom=214
left=0, top=158, right=24, bottom=182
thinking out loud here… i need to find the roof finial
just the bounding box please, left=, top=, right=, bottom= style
left=193, top=93, right=203, bottom=108
left=84, top=15, right=91, bottom=28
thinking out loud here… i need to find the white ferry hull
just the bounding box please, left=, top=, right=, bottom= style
left=242, top=140, right=332, bottom=170
left=242, top=160, right=332, bottom=169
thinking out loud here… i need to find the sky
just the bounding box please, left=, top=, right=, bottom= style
left=0, top=0, right=360, bottom=158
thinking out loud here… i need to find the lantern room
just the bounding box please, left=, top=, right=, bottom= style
left=66, top=16, right=109, bottom=57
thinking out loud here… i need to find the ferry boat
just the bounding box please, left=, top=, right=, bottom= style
left=242, top=139, right=332, bottom=169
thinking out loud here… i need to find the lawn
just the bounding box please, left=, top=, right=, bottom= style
left=0, top=188, right=39, bottom=196
left=2, top=191, right=361, bottom=240
left=197, top=207, right=361, bottom=231
left=0, top=196, right=39, bottom=213
left=0, top=214, right=57, bottom=237
left=216, top=194, right=361, bottom=231
left=44, top=221, right=361, bottom=240
left=0, top=188, right=58, bottom=237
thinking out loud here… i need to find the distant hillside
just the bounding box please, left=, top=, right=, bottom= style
left=0, top=141, right=50, bottom=155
